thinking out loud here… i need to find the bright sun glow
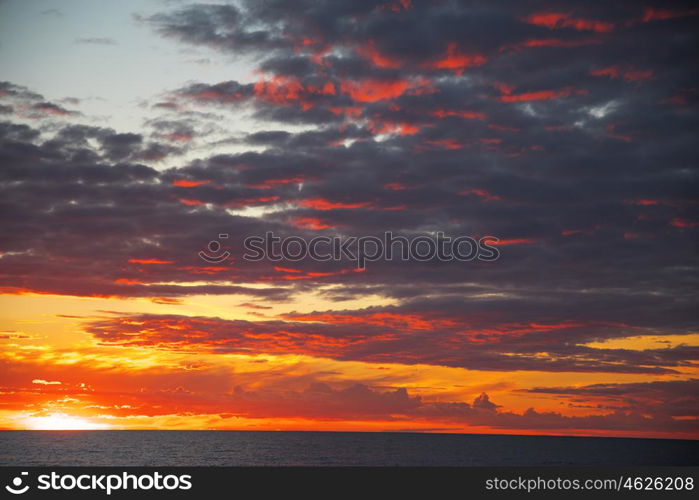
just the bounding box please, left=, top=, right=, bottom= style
left=21, top=413, right=110, bottom=430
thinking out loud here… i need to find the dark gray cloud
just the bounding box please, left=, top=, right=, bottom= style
left=0, top=81, right=80, bottom=119
left=524, top=379, right=699, bottom=418
left=40, top=8, right=63, bottom=18
left=143, top=3, right=285, bottom=54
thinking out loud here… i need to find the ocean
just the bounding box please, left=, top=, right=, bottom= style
left=0, top=431, right=697, bottom=466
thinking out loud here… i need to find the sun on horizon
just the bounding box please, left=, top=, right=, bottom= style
left=19, top=413, right=111, bottom=431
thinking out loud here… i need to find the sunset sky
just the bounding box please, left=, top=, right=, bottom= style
left=0, top=0, right=697, bottom=438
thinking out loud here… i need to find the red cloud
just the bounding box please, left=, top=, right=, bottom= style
left=498, top=87, right=586, bottom=102
left=328, top=106, right=363, bottom=118
left=382, top=0, right=412, bottom=12
left=526, top=37, right=593, bottom=47
left=128, top=259, right=174, bottom=265
left=247, top=176, right=306, bottom=189
left=431, top=109, right=486, bottom=120
left=254, top=75, right=306, bottom=106
left=356, top=40, right=401, bottom=69
left=150, top=297, right=183, bottom=305
left=177, top=265, right=229, bottom=275
left=275, top=268, right=365, bottom=281
left=492, top=82, right=514, bottom=95
left=340, top=79, right=410, bottom=102
left=523, top=12, right=614, bottom=33
left=178, top=198, right=204, bottom=206
left=590, top=66, right=653, bottom=82
left=641, top=7, right=699, bottom=22
left=165, top=132, right=193, bottom=143
left=426, top=43, right=486, bottom=75
left=81, top=312, right=675, bottom=377
left=485, top=238, right=535, bottom=246
left=298, top=198, right=371, bottom=210
left=282, top=311, right=455, bottom=330
left=224, top=196, right=280, bottom=208
left=368, top=120, right=420, bottom=136
left=670, top=218, right=698, bottom=229
left=500, top=37, right=602, bottom=53
left=625, top=199, right=660, bottom=206
left=290, top=217, right=334, bottom=230
left=30, top=102, right=78, bottom=117
left=424, top=138, right=464, bottom=150
left=460, top=189, right=501, bottom=202
left=115, top=278, right=144, bottom=285
left=172, top=179, right=211, bottom=187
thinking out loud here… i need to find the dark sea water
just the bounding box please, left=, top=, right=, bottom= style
left=0, top=431, right=696, bottom=466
